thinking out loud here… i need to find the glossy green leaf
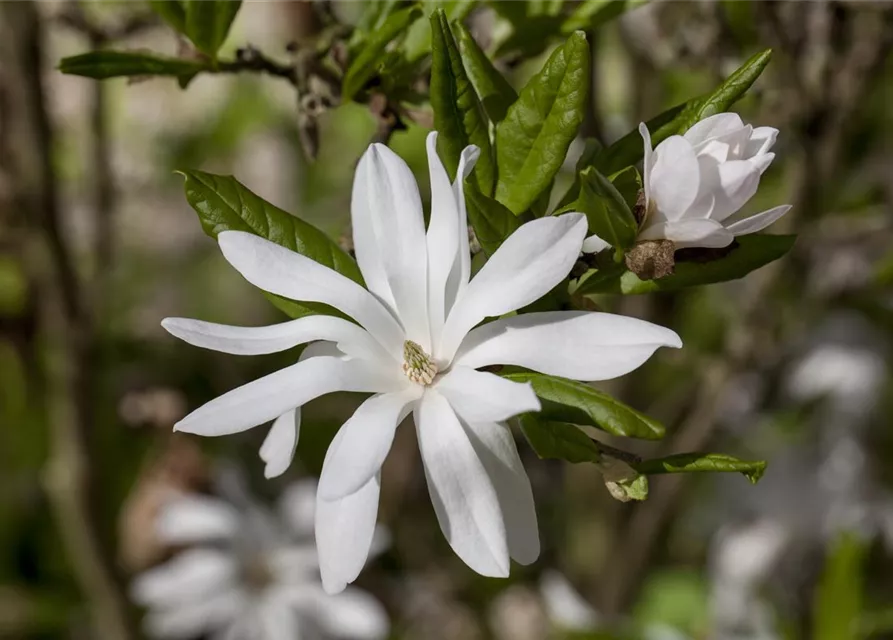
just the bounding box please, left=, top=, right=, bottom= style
left=562, top=0, right=647, bottom=33
left=815, top=533, right=867, bottom=640
left=430, top=9, right=495, bottom=194
left=403, top=0, right=475, bottom=63
left=504, top=372, right=665, bottom=440
left=464, top=184, right=524, bottom=256
left=634, top=452, right=767, bottom=484
left=495, top=14, right=566, bottom=59
left=179, top=170, right=363, bottom=319
left=149, top=0, right=187, bottom=33
left=578, top=234, right=796, bottom=295
left=58, top=50, right=206, bottom=80
left=555, top=138, right=604, bottom=210
left=495, top=31, right=590, bottom=214
left=605, top=469, right=649, bottom=501
left=184, top=0, right=242, bottom=59
left=454, top=21, right=517, bottom=123
left=675, top=49, right=773, bottom=134
left=342, top=5, right=423, bottom=100
left=575, top=167, right=637, bottom=250
left=519, top=416, right=602, bottom=464
left=594, top=101, right=688, bottom=176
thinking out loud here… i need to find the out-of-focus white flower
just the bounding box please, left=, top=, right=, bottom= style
left=131, top=480, right=389, bottom=640
left=788, top=344, right=886, bottom=410
left=539, top=570, right=600, bottom=632
left=583, top=113, right=791, bottom=253
left=162, top=132, right=681, bottom=592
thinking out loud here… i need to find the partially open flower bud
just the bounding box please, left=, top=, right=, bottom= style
left=624, top=239, right=676, bottom=280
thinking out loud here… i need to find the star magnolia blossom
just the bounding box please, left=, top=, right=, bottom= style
left=583, top=113, right=792, bottom=253
left=162, top=132, right=681, bottom=593
left=131, top=480, right=389, bottom=640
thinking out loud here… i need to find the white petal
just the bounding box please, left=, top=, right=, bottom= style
left=454, top=311, right=682, bottom=381
left=439, top=213, right=588, bottom=363
left=464, top=421, right=539, bottom=564
left=649, top=136, right=700, bottom=220
left=217, top=231, right=405, bottom=356
left=131, top=549, right=237, bottom=608
left=582, top=233, right=611, bottom=254
left=540, top=570, right=600, bottom=631
left=156, top=495, right=240, bottom=545
left=258, top=593, right=301, bottom=640
left=639, top=218, right=734, bottom=249
left=259, top=408, right=300, bottom=479
left=318, top=387, right=421, bottom=500
left=415, top=390, right=509, bottom=577
left=639, top=123, right=655, bottom=203
left=725, top=204, right=791, bottom=236
left=745, top=126, right=779, bottom=158
left=281, top=584, right=390, bottom=640
left=174, top=356, right=402, bottom=437
left=161, top=315, right=389, bottom=363
left=709, top=160, right=761, bottom=222
left=359, top=143, right=431, bottom=349
left=435, top=367, right=540, bottom=423
left=426, top=132, right=462, bottom=348
left=142, top=590, right=244, bottom=640
left=750, top=151, right=776, bottom=175
left=683, top=113, right=745, bottom=147
left=445, top=146, right=480, bottom=314
left=278, top=479, right=317, bottom=537
left=316, top=474, right=381, bottom=594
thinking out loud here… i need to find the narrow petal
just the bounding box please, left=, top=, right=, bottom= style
left=259, top=408, right=300, bottom=479
left=217, top=231, right=405, bottom=356
left=709, top=160, right=761, bottom=222
left=445, top=145, right=480, bottom=315
left=316, top=474, right=381, bottom=594
left=435, top=367, right=540, bottom=423
left=143, top=590, right=244, bottom=640
left=725, top=204, right=791, bottom=236
left=745, top=126, right=779, bottom=158
left=258, top=594, right=301, bottom=640
left=131, top=549, right=237, bottom=608
left=454, top=311, right=682, bottom=381
left=174, top=356, right=403, bottom=437
left=582, top=233, right=611, bottom=254
left=360, top=144, right=431, bottom=349
left=415, top=391, right=509, bottom=577
left=161, top=315, right=390, bottom=364
left=278, top=479, right=317, bottom=538
left=156, top=496, right=240, bottom=545
left=464, top=421, right=539, bottom=564
left=426, top=132, right=461, bottom=348
left=682, top=113, right=745, bottom=147
left=318, top=387, right=422, bottom=500
left=639, top=123, right=654, bottom=203
left=281, top=585, right=390, bottom=640
left=639, top=218, right=734, bottom=249
left=649, top=136, right=700, bottom=220
left=439, top=213, right=588, bottom=362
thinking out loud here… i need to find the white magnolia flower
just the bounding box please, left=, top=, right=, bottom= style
left=583, top=113, right=792, bottom=253
left=131, top=480, right=389, bottom=640
left=162, top=132, right=681, bottom=593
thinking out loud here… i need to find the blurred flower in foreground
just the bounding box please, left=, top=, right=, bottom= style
left=539, top=570, right=600, bottom=632
left=162, top=131, right=680, bottom=592
left=584, top=113, right=791, bottom=255
left=131, top=479, right=389, bottom=640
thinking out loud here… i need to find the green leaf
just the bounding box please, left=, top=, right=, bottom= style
left=518, top=416, right=602, bottom=464
left=403, top=0, right=475, bottom=63
left=605, top=469, right=649, bottom=502
left=609, top=165, right=643, bottom=211
left=555, top=138, right=603, bottom=210
left=342, top=5, right=423, bottom=100
left=179, top=170, right=363, bottom=319
left=814, top=533, right=867, bottom=640
left=575, top=167, right=637, bottom=250
left=58, top=50, right=207, bottom=80
left=494, top=14, right=567, bottom=59
left=578, top=234, right=796, bottom=295
left=464, top=183, right=524, bottom=256
left=634, top=452, right=767, bottom=483
left=562, top=0, right=647, bottom=33
left=504, top=372, right=665, bottom=440
left=674, top=49, right=773, bottom=134
left=594, top=101, right=687, bottom=176
left=454, top=22, right=517, bottom=123
left=184, top=0, right=242, bottom=59
left=150, top=0, right=187, bottom=34
left=430, top=10, right=496, bottom=194
left=495, top=31, right=590, bottom=214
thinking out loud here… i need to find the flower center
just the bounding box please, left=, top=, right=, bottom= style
left=402, top=340, right=437, bottom=386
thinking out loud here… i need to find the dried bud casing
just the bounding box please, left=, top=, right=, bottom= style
left=624, top=240, right=676, bottom=281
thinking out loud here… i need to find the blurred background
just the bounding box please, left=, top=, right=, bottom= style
left=1, top=1, right=892, bottom=638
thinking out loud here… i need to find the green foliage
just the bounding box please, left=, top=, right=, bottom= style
left=184, top=0, right=242, bottom=60
left=634, top=452, right=767, bottom=484
left=573, top=167, right=638, bottom=250
left=58, top=51, right=206, bottom=81
left=576, top=234, right=797, bottom=295
left=342, top=5, right=423, bottom=100
left=430, top=10, right=495, bottom=193
left=518, top=416, right=602, bottom=464
left=149, top=0, right=187, bottom=33
left=495, top=31, right=590, bottom=215
left=563, top=0, right=648, bottom=33
left=402, top=0, right=475, bottom=63
left=594, top=102, right=687, bottom=177
left=454, top=22, right=517, bottom=123
left=504, top=372, right=666, bottom=440
left=814, top=533, right=867, bottom=640
left=464, top=184, right=524, bottom=256
left=179, top=170, right=362, bottom=318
